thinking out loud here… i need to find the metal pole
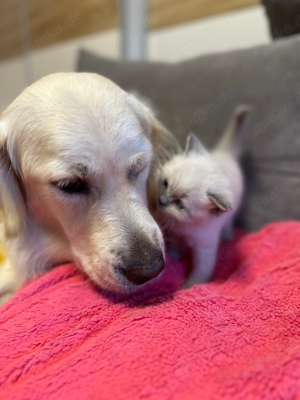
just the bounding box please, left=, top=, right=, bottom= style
left=119, top=0, right=148, bottom=60
left=17, top=0, right=34, bottom=85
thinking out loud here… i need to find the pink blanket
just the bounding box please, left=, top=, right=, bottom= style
left=1, top=221, right=300, bottom=400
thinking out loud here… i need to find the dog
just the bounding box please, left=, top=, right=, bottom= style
left=0, top=72, right=179, bottom=302
left=152, top=106, right=248, bottom=286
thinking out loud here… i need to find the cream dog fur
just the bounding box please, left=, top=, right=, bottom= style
left=0, top=72, right=178, bottom=301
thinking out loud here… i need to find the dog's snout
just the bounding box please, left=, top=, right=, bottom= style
left=159, top=195, right=169, bottom=207
left=121, top=252, right=165, bottom=285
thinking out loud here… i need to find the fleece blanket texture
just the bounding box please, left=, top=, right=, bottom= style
left=1, top=221, right=300, bottom=400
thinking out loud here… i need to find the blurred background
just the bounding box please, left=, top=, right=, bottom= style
left=3, top=1, right=300, bottom=232
left=0, top=0, right=271, bottom=113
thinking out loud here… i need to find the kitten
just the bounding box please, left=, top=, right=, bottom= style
left=153, top=106, right=249, bottom=287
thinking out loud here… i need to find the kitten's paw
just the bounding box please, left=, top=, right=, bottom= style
left=182, top=274, right=205, bottom=289
left=182, top=279, right=197, bottom=289
left=182, top=267, right=212, bottom=289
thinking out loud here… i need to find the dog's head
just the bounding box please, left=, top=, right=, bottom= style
left=0, top=72, right=177, bottom=292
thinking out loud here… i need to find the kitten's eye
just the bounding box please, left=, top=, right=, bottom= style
left=174, top=199, right=184, bottom=210
left=163, top=179, right=168, bottom=188
left=53, top=178, right=87, bottom=194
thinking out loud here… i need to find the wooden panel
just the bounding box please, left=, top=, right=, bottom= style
left=0, top=0, right=260, bottom=61
left=0, top=0, right=118, bottom=61
left=28, top=0, right=118, bottom=47
left=0, top=0, right=22, bottom=60
left=150, top=0, right=260, bottom=29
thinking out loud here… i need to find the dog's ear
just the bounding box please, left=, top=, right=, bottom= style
left=126, top=94, right=181, bottom=168
left=126, top=94, right=181, bottom=209
left=0, top=122, right=26, bottom=238
left=185, top=133, right=210, bottom=157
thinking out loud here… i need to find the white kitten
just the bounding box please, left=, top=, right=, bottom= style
left=153, top=106, right=248, bottom=287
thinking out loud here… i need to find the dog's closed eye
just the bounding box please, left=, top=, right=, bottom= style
left=126, top=152, right=149, bottom=182
left=52, top=178, right=89, bottom=195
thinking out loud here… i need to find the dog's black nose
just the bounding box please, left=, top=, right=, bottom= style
left=121, top=253, right=165, bottom=285
left=159, top=195, right=169, bottom=207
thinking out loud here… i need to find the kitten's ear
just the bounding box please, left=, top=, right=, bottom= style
left=207, top=190, right=233, bottom=214
left=185, top=133, right=209, bottom=156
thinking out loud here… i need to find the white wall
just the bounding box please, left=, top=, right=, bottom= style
left=0, top=5, right=270, bottom=112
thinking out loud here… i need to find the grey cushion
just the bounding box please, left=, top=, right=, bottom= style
left=262, top=0, right=300, bottom=38
left=77, top=36, right=300, bottom=232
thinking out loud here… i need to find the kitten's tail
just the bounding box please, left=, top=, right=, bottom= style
left=215, top=105, right=250, bottom=158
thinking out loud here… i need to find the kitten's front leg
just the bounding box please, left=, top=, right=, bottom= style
left=183, top=238, right=219, bottom=289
